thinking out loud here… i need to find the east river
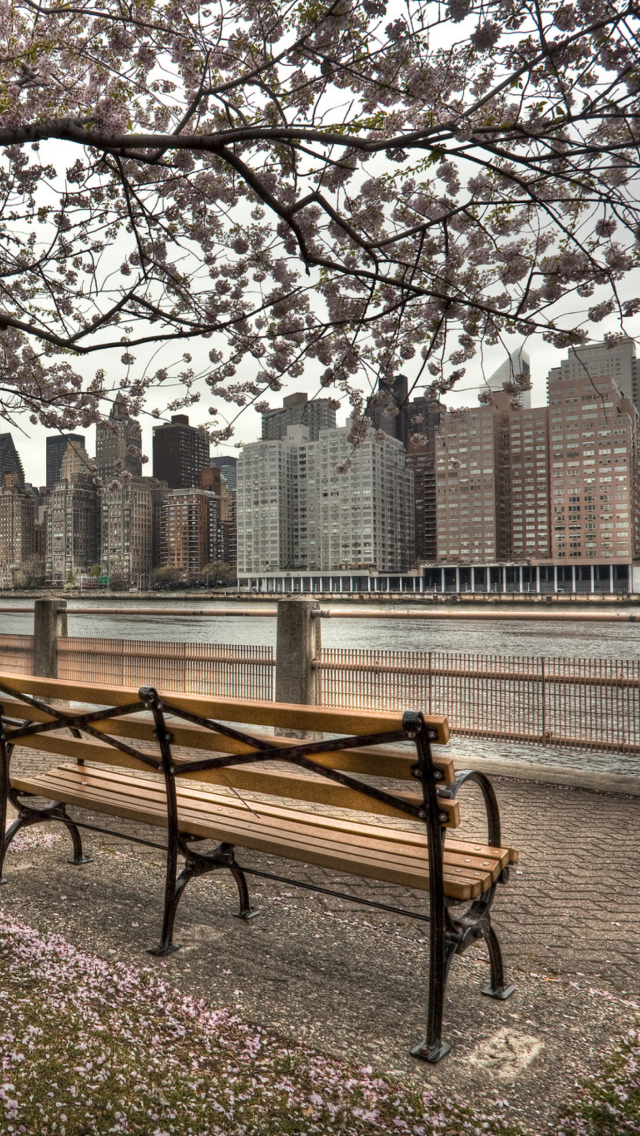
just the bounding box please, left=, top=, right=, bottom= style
left=1, top=596, right=640, bottom=656
left=1, top=597, right=639, bottom=776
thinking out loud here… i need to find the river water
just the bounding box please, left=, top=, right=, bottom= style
left=1, top=596, right=640, bottom=657
left=1, top=598, right=639, bottom=777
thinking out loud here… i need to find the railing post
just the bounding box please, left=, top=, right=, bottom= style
left=541, top=656, right=547, bottom=745
left=428, top=650, right=433, bottom=716
left=275, top=597, right=321, bottom=707
left=33, top=598, right=67, bottom=679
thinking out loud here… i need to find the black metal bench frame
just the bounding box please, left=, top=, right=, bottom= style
left=0, top=681, right=514, bottom=1063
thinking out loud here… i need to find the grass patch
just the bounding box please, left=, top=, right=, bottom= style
left=556, top=1028, right=640, bottom=1135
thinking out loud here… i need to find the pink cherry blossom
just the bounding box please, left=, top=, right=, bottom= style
left=0, top=0, right=637, bottom=454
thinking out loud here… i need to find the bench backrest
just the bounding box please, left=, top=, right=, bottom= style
left=0, top=673, right=457, bottom=828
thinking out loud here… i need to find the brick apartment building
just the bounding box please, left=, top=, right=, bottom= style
left=160, top=488, right=222, bottom=577
left=427, top=373, right=639, bottom=594
left=159, top=465, right=237, bottom=577
left=152, top=415, right=209, bottom=490
left=548, top=370, right=638, bottom=573
left=0, top=474, right=34, bottom=587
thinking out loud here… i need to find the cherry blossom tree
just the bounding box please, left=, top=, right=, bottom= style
left=1, top=0, right=640, bottom=447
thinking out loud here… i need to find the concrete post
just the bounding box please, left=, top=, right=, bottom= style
left=33, top=598, right=67, bottom=678
left=275, top=597, right=321, bottom=707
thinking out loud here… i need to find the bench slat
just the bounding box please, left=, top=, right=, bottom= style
left=0, top=673, right=449, bottom=743
left=12, top=765, right=497, bottom=899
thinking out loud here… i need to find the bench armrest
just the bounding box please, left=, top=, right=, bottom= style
left=438, top=769, right=501, bottom=849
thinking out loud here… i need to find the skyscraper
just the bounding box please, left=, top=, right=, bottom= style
left=59, top=440, right=93, bottom=484
left=485, top=348, right=531, bottom=408
left=152, top=415, right=209, bottom=489
left=96, top=394, right=142, bottom=481
left=261, top=393, right=337, bottom=443
left=210, top=455, right=237, bottom=491
left=365, top=374, right=410, bottom=448
left=0, top=434, right=25, bottom=490
left=0, top=474, right=34, bottom=586
left=46, top=434, right=84, bottom=491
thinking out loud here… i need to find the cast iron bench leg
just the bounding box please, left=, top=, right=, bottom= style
left=481, top=920, right=516, bottom=1000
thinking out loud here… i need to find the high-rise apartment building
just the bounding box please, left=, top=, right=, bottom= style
left=152, top=415, right=209, bottom=489
left=101, top=477, right=167, bottom=586
left=210, top=455, right=237, bottom=491
left=547, top=337, right=640, bottom=408
left=435, top=403, right=502, bottom=562
left=0, top=474, right=34, bottom=586
left=261, top=393, right=337, bottom=443
left=502, top=402, right=551, bottom=559
left=45, top=434, right=83, bottom=491
left=237, top=425, right=414, bottom=574
left=46, top=489, right=98, bottom=585
left=406, top=397, right=441, bottom=561
left=548, top=371, right=638, bottom=564
left=96, top=394, right=142, bottom=481
left=161, top=488, right=222, bottom=577
left=237, top=434, right=299, bottom=572
left=46, top=441, right=99, bottom=584
left=300, top=426, right=414, bottom=571
left=435, top=395, right=551, bottom=562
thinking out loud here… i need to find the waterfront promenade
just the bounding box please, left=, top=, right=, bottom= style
left=2, top=597, right=639, bottom=1132
left=3, top=739, right=639, bottom=1131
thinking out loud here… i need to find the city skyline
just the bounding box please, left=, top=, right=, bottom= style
left=2, top=335, right=640, bottom=592
left=0, top=336, right=611, bottom=487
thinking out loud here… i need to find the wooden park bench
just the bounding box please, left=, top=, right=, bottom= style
left=0, top=673, right=518, bottom=1062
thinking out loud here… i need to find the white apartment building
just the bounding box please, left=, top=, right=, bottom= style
left=237, top=425, right=414, bottom=574
left=236, top=435, right=299, bottom=573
